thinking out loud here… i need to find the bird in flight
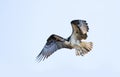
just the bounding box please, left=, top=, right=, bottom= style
left=36, top=20, right=93, bottom=62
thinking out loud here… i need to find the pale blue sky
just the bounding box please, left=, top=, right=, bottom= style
left=0, top=0, right=120, bottom=77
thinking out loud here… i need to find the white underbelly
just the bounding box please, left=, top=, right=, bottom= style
left=69, top=34, right=81, bottom=48
left=70, top=39, right=81, bottom=47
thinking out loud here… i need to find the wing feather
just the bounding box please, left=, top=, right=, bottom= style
left=79, top=20, right=89, bottom=34
left=36, top=34, right=71, bottom=62
left=71, top=20, right=89, bottom=40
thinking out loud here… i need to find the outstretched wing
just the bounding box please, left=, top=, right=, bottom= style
left=79, top=20, right=89, bottom=34
left=71, top=20, right=89, bottom=40
left=36, top=34, right=72, bottom=62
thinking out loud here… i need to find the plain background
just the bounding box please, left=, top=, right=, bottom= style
left=0, top=0, right=120, bottom=77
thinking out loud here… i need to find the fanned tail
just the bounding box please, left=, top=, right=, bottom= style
left=76, top=42, right=93, bottom=56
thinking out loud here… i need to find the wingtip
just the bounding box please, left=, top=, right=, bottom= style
left=36, top=52, right=45, bottom=62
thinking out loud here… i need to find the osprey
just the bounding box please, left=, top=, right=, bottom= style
left=36, top=20, right=93, bottom=62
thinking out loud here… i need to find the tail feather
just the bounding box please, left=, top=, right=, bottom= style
left=78, top=42, right=93, bottom=56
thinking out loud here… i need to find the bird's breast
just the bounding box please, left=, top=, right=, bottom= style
left=69, top=34, right=81, bottom=47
